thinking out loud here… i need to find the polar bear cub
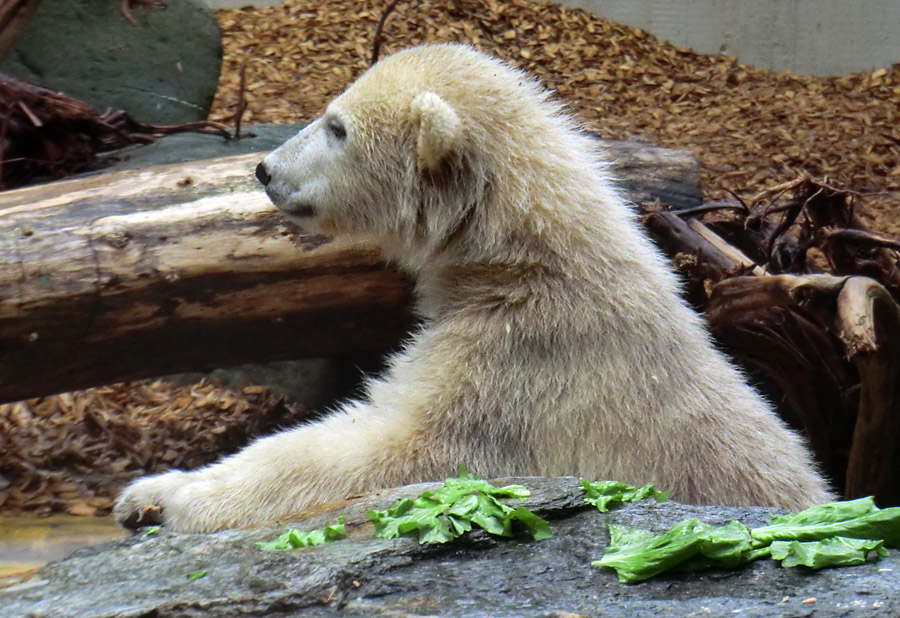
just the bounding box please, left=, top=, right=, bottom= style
left=114, top=44, right=831, bottom=533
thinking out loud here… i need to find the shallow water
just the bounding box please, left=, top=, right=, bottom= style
left=0, top=515, right=126, bottom=584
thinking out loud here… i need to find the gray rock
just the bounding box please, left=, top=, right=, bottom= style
left=168, top=357, right=365, bottom=412
left=96, top=123, right=304, bottom=172
left=2, top=477, right=897, bottom=617
left=1, top=0, right=222, bottom=125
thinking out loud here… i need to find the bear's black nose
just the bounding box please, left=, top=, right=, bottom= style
left=255, top=162, right=272, bottom=186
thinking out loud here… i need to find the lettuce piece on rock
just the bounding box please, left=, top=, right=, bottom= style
left=595, top=495, right=900, bottom=583
left=257, top=516, right=347, bottom=551
left=581, top=480, right=670, bottom=512
left=368, top=466, right=551, bottom=544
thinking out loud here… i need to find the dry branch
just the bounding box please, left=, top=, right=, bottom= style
left=120, top=0, right=166, bottom=27
left=707, top=274, right=900, bottom=504
left=370, top=0, right=403, bottom=65
left=0, top=0, right=41, bottom=61
left=839, top=277, right=900, bottom=505
left=0, top=74, right=239, bottom=190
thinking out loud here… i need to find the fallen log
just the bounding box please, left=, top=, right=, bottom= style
left=0, top=141, right=701, bottom=403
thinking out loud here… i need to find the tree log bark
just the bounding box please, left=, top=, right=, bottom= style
left=708, top=274, right=900, bottom=504
left=838, top=277, right=900, bottom=505
left=0, top=141, right=701, bottom=403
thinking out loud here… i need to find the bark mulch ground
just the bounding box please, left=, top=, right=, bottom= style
left=0, top=382, right=309, bottom=516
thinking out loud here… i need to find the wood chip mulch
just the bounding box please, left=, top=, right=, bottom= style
left=0, top=381, right=310, bottom=516
left=210, top=0, right=900, bottom=236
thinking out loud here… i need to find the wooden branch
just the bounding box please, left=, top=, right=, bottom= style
left=838, top=277, right=900, bottom=504
left=121, top=0, right=166, bottom=27
left=0, top=74, right=239, bottom=190
left=642, top=211, right=753, bottom=304
left=708, top=274, right=900, bottom=503
left=641, top=175, right=900, bottom=504
left=0, top=0, right=41, bottom=62
left=707, top=274, right=847, bottom=322
left=371, top=0, right=403, bottom=65
left=794, top=178, right=900, bottom=302
left=0, top=140, right=700, bottom=403
left=706, top=275, right=857, bottom=488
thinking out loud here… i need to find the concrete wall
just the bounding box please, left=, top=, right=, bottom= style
left=560, top=0, right=900, bottom=76
left=202, top=0, right=900, bottom=76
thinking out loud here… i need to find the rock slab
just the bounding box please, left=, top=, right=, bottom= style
left=2, top=477, right=898, bottom=617
left=1, top=0, right=222, bottom=125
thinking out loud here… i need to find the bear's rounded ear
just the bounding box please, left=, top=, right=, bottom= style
left=410, top=92, right=462, bottom=171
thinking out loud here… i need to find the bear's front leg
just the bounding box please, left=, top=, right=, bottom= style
left=114, top=402, right=433, bottom=533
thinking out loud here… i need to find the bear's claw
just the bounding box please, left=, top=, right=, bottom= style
left=119, top=505, right=164, bottom=530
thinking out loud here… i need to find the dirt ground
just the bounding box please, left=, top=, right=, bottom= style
left=1, top=0, right=898, bottom=517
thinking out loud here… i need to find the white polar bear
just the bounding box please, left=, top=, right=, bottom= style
left=114, top=44, right=832, bottom=533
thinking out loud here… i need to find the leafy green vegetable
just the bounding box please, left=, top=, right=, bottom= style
left=581, top=480, right=670, bottom=512
left=751, top=497, right=900, bottom=546
left=596, top=520, right=710, bottom=583
left=693, top=520, right=772, bottom=569
left=367, top=466, right=551, bottom=544
left=594, top=496, right=900, bottom=583
left=594, top=520, right=769, bottom=583
left=256, top=516, right=347, bottom=551
left=510, top=506, right=553, bottom=541
left=142, top=525, right=161, bottom=538
left=770, top=537, right=887, bottom=569
left=187, top=570, right=208, bottom=581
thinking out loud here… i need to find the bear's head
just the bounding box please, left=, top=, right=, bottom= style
left=258, top=44, right=589, bottom=268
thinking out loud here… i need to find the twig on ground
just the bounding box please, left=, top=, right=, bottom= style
left=231, top=55, right=251, bottom=139
left=121, top=0, right=165, bottom=27
left=371, top=0, right=404, bottom=66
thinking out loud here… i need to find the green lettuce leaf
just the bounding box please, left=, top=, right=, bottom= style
left=594, top=519, right=765, bottom=583
left=595, top=496, right=900, bottom=583
left=751, top=497, right=900, bottom=547
left=581, top=480, right=670, bottom=512
left=256, top=516, right=347, bottom=551
left=511, top=506, right=554, bottom=541
left=367, top=466, right=551, bottom=544
left=594, top=520, right=712, bottom=583
left=770, top=537, right=888, bottom=569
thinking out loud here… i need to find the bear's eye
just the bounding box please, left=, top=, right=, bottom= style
left=326, top=118, right=347, bottom=141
